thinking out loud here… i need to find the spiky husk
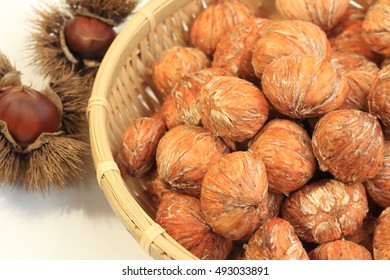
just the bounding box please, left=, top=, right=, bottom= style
left=46, top=72, right=91, bottom=135
left=66, top=0, right=138, bottom=26
left=0, top=132, right=24, bottom=187
left=0, top=53, right=21, bottom=87
left=24, top=133, right=91, bottom=192
left=27, top=3, right=97, bottom=81
left=0, top=129, right=91, bottom=192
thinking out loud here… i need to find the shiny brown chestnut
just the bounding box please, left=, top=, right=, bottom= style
left=0, top=86, right=61, bottom=146
left=64, top=15, right=116, bottom=61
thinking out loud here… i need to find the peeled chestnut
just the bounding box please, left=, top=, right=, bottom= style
left=0, top=86, right=61, bottom=146
left=64, top=15, right=116, bottom=61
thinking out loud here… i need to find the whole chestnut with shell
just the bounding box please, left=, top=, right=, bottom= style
left=0, top=85, right=61, bottom=147
left=309, top=240, right=372, bottom=260
left=156, top=125, right=229, bottom=197
left=156, top=191, right=232, bottom=260
left=281, top=179, right=369, bottom=244
left=261, top=55, right=349, bottom=119
left=312, top=109, right=384, bottom=183
left=275, top=0, right=350, bottom=32
left=200, top=151, right=269, bottom=241
left=29, top=0, right=137, bottom=82
left=189, top=0, right=258, bottom=55
left=252, top=20, right=331, bottom=79
left=249, top=118, right=316, bottom=194
left=368, top=65, right=390, bottom=134
left=64, top=15, right=117, bottom=61
left=152, top=46, right=210, bottom=97
left=364, top=141, right=390, bottom=208
left=198, top=76, right=269, bottom=144
left=372, top=207, right=390, bottom=260
left=245, top=218, right=309, bottom=260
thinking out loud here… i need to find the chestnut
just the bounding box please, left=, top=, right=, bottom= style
left=0, top=86, right=61, bottom=147
left=64, top=15, right=116, bottom=61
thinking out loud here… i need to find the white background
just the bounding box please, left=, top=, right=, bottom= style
left=0, top=0, right=151, bottom=260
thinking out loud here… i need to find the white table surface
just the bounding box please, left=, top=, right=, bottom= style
left=0, top=0, right=151, bottom=260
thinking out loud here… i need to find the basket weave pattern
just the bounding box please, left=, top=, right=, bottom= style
left=88, top=0, right=261, bottom=260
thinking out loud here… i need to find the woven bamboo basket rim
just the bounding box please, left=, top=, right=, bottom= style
left=86, top=0, right=282, bottom=260
left=87, top=0, right=211, bottom=260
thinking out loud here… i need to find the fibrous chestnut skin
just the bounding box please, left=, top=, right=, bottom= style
left=155, top=191, right=232, bottom=260
left=309, top=240, right=372, bottom=260
left=245, top=217, right=309, bottom=260
left=281, top=179, right=368, bottom=244
left=312, top=109, right=384, bottom=183
left=373, top=207, right=390, bottom=260
left=0, top=85, right=61, bottom=147
left=64, top=15, right=116, bottom=61
left=116, top=117, right=166, bottom=178
left=249, top=119, right=316, bottom=194
left=261, top=55, right=349, bottom=119
left=200, top=151, right=269, bottom=241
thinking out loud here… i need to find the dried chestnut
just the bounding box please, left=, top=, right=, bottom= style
left=312, top=109, right=384, bottom=183
left=189, top=0, right=257, bottom=55
left=249, top=119, right=316, bottom=194
left=330, top=50, right=379, bottom=111
left=261, top=55, right=349, bottom=118
left=373, top=207, right=390, bottom=260
left=275, top=0, right=349, bottom=31
left=152, top=46, right=209, bottom=97
left=116, top=117, right=166, bottom=178
left=245, top=218, right=309, bottom=260
left=368, top=65, right=390, bottom=134
left=198, top=76, right=269, bottom=144
left=309, top=240, right=372, bottom=260
left=362, top=0, right=390, bottom=56
left=281, top=179, right=369, bottom=244
left=200, top=151, right=268, bottom=240
left=365, top=141, right=390, bottom=208
left=252, top=20, right=331, bottom=78
left=156, top=125, right=229, bottom=197
left=212, top=18, right=273, bottom=80
left=156, top=192, right=232, bottom=260
left=171, top=68, right=232, bottom=127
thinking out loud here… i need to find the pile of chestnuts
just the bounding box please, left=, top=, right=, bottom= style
left=116, top=0, right=390, bottom=260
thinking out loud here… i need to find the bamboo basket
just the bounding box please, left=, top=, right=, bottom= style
left=87, top=0, right=277, bottom=260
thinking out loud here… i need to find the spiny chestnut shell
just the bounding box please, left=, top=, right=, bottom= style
left=308, top=240, right=372, bottom=260
left=64, top=15, right=116, bottom=61
left=245, top=217, right=309, bottom=260
left=155, top=191, right=232, bottom=260
left=249, top=119, right=316, bottom=194
left=281, top=179, right=368, bottom=244
left=0, top=86, right=61, bottom=146
left=312, top=109, right=384, bottom=183
left=200, top=151, right=268, bottom=240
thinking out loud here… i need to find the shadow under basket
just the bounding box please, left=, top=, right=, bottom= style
left=87, top=0, right=275, bottom=260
